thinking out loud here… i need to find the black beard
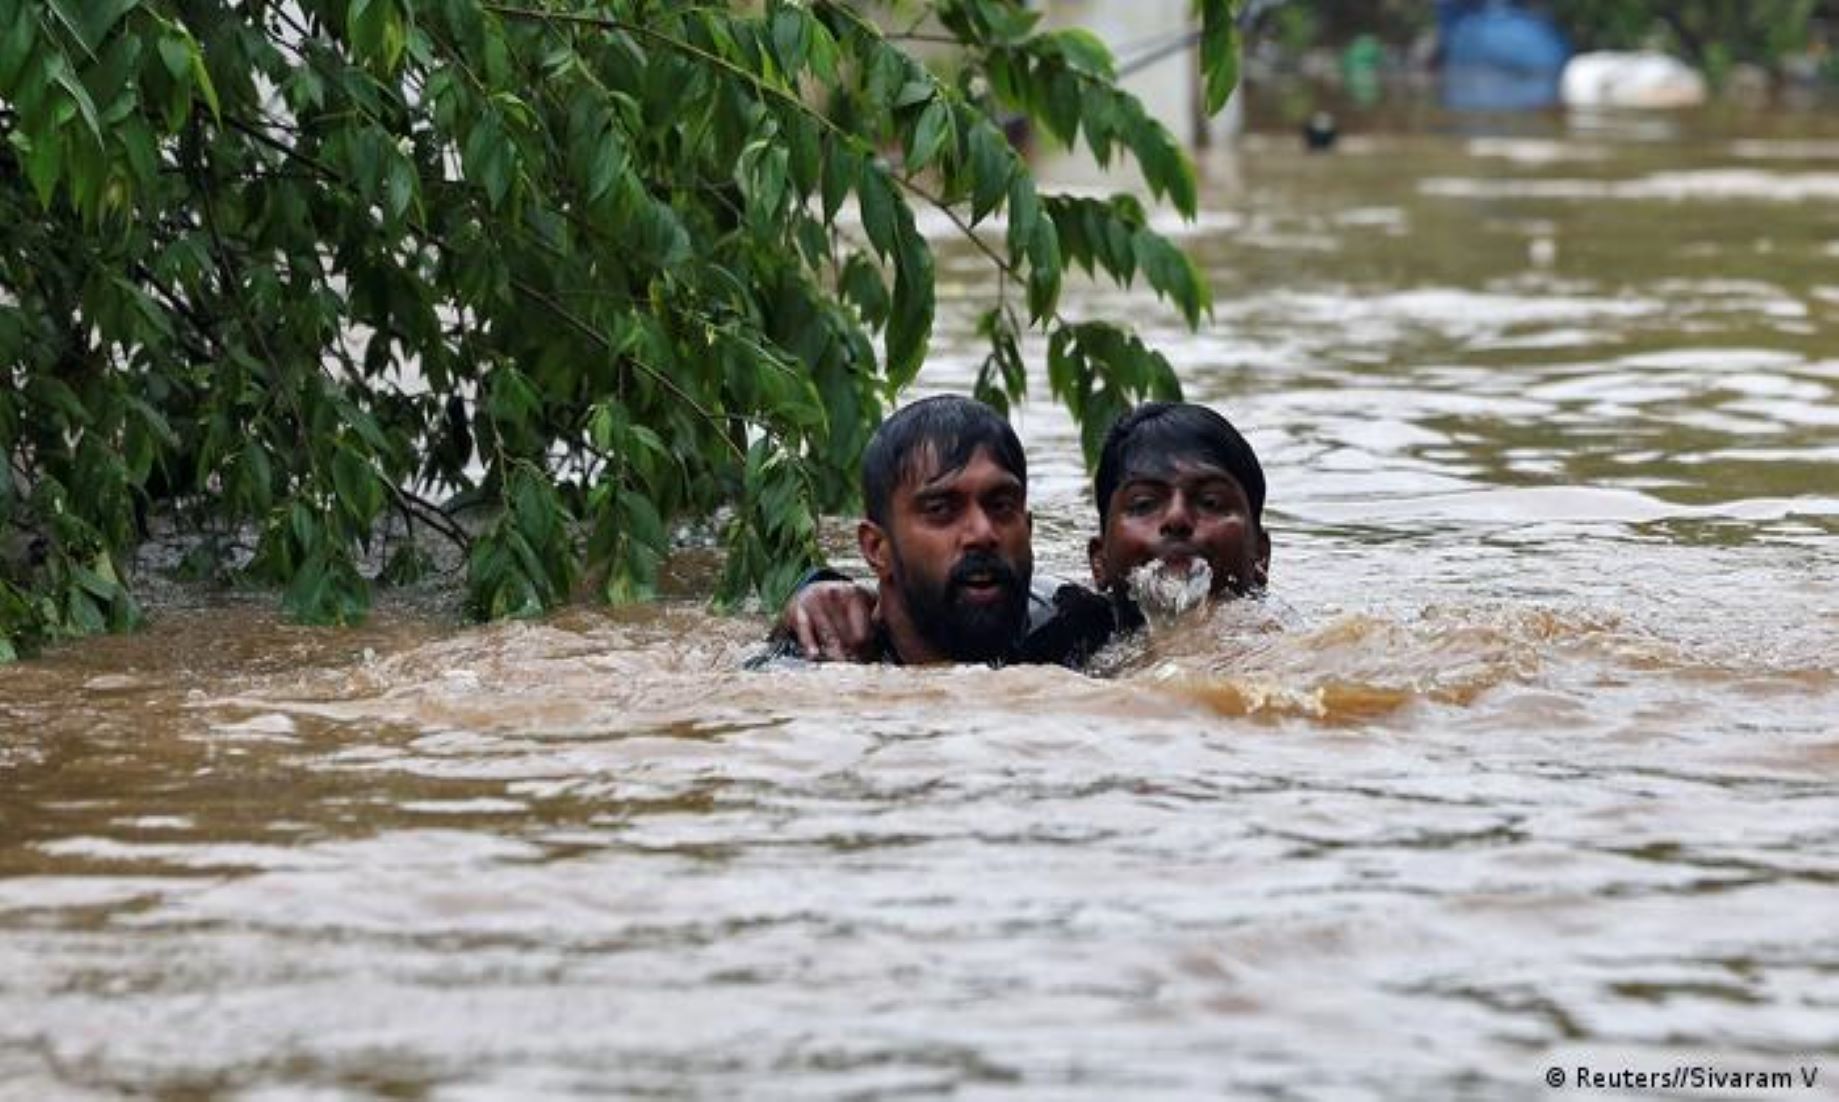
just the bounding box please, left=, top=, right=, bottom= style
left=893, top=547, right=1030, bottom=663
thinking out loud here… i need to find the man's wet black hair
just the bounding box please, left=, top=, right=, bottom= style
left=1094, top=401, right=1265, bottom=528
left=862, top=396, right=1027, bottom=527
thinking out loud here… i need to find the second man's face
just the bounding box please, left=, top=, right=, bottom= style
left=1090, top=458, right=1269, bottom=600
left=883, top=446, right=1034, bottom=661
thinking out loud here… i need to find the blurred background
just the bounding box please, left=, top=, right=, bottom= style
left=1045, top=0, right=1839, bottom=146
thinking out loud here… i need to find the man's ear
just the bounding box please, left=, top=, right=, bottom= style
left=1254, top=527, right=1272, bottom=585
left=859, top=520, right=894, bottom=582
left=1087, top=534, right=1109, bottom=590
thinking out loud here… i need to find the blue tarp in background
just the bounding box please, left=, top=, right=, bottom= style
left=1437, top=0, right=1571, bottom=110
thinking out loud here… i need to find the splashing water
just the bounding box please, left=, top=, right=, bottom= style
left=1127, top=557, right=1214, bottom=628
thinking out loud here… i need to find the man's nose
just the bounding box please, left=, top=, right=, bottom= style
left=961, top=503, right=999, bottom=548
left=1160, top=492, right=1194, bottom=537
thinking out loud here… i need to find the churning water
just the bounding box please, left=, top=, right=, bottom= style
left=3, top=113, right=1838, bottom=1098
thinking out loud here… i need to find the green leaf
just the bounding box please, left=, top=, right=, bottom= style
left=0, top=15, right=40, bottom=92
left=53, top=65, right=104, bottom=142
left=332, top=444, right=385, bottom=530
left=1043, top=70, right=1082, bottom=147
left=284, top=549, right=371, bottom=626
left=85, top=33, right=142, bottom=126
left=821, top=140, right=854, bottom=222
left=47, top=0, right=132, bottom=57
left=907, top=99, right=952, bottom=173
left=892, top=77, right=933, bottom=109
left=770, top=4, right=807, bottom=75
left=462, top=112, right=517, bottom=207
left=621, top=490, right=667, bottom=553
left=237, top=445, right=275, bottom=514
left=72, top=564, right=120, bottom=602
left=126, top=396, right=178, bottom=447
left=857, top=159, right=897, bottom=259
left=348, top=0, right=405, bottom=73
left=67, top=590, right=106, bottom=634
left=27, top=376, right=89, bottom=426
left=967, top=122, right=1011, bottom=224
left=1050, top=29, right=1117, bottom=79
left=157, top=31, right=189, bottom=79
left=1006, top=174, right=1039, bottom=261
left=1135, top=230, right=1209, bottom=326
left=585, top=125, right=627, bottom=203
left=24, top=130, right=65, bottom=209
left=1197, top=0, right=1241, bottom=115
left=380, top=543, right=433, bottom=587
left=806, top=17, right=839, bottom=82
left=1125, top=110, right=1197, bottom=218
left=782, top=111, right=819, bottom=197
left=1026, top=218, right=1061, bottom=322
left=839, top=253, right=889, bottom=327
left=78, top=0, right=140, bottom=55
left=886, top=246, right=933, bottom=388
left=741, top=139, right=790, bottom=220
left=385, top=153, right=415, bottom=219
left=189, top=43, right=219, bottom=119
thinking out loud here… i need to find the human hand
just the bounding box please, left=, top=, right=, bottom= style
left=782, top=581, right=877, bottom=661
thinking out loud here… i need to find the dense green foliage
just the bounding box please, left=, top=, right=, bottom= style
left=0, top=0, right=1239, bottom=658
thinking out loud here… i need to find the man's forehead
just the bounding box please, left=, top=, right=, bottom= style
left=900, top=443, right=1023, bottom=494
left=1117, top=454, right=1238, bottom=488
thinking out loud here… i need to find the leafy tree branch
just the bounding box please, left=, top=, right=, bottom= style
left=0, top=0, right=1240, bottom=658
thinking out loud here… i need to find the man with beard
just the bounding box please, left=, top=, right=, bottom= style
left=773, top=400, right=1268, bottom=667
left=757, top=395, right=1112, bottom=667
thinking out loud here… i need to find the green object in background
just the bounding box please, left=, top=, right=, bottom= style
left=1342, top=33, right=1385, bottom=105
left=1274, top=3, right=1324, bottom=58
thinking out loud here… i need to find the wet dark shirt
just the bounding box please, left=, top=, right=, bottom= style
left=749, top=571, right=1120, bottom=670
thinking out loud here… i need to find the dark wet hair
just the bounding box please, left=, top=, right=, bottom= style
left=1093, top=401, right=1265, bottom=528
left=862, top=396, right=1027, bottom=526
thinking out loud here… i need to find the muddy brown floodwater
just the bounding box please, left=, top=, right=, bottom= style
left=4, top=112, right=1839, bottom=1099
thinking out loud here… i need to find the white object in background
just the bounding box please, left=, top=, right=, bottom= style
left=1049, top=0, right=1242, bottom=145
left=1561, top=51, right=1709, bottom=109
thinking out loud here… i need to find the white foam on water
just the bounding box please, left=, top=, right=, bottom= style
left=1127, top=558, right=1215, bottom=629
left=1423, top=170, right=1839, bottom=203
left=1466, top=138, right=1611, bottom=164
left=1730, top=139, right=1839, bottom=161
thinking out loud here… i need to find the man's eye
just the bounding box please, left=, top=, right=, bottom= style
left=921, top=499, right=955, bottom=520
left=986, top=496, right=1020, bottom=518
left=1198, top=494, right=1231, bottom=513
left=1125, top=495, right=1161, bottom=515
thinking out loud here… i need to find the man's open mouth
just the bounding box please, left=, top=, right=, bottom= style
left=950, top=556, right=1018, bottom=604
left=1155, top=544, right=1200, bottom=569
left=956, top=570, right=1010, bottom=601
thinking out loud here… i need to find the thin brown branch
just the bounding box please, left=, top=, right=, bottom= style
left=389, top=482, right=471, bottom=549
